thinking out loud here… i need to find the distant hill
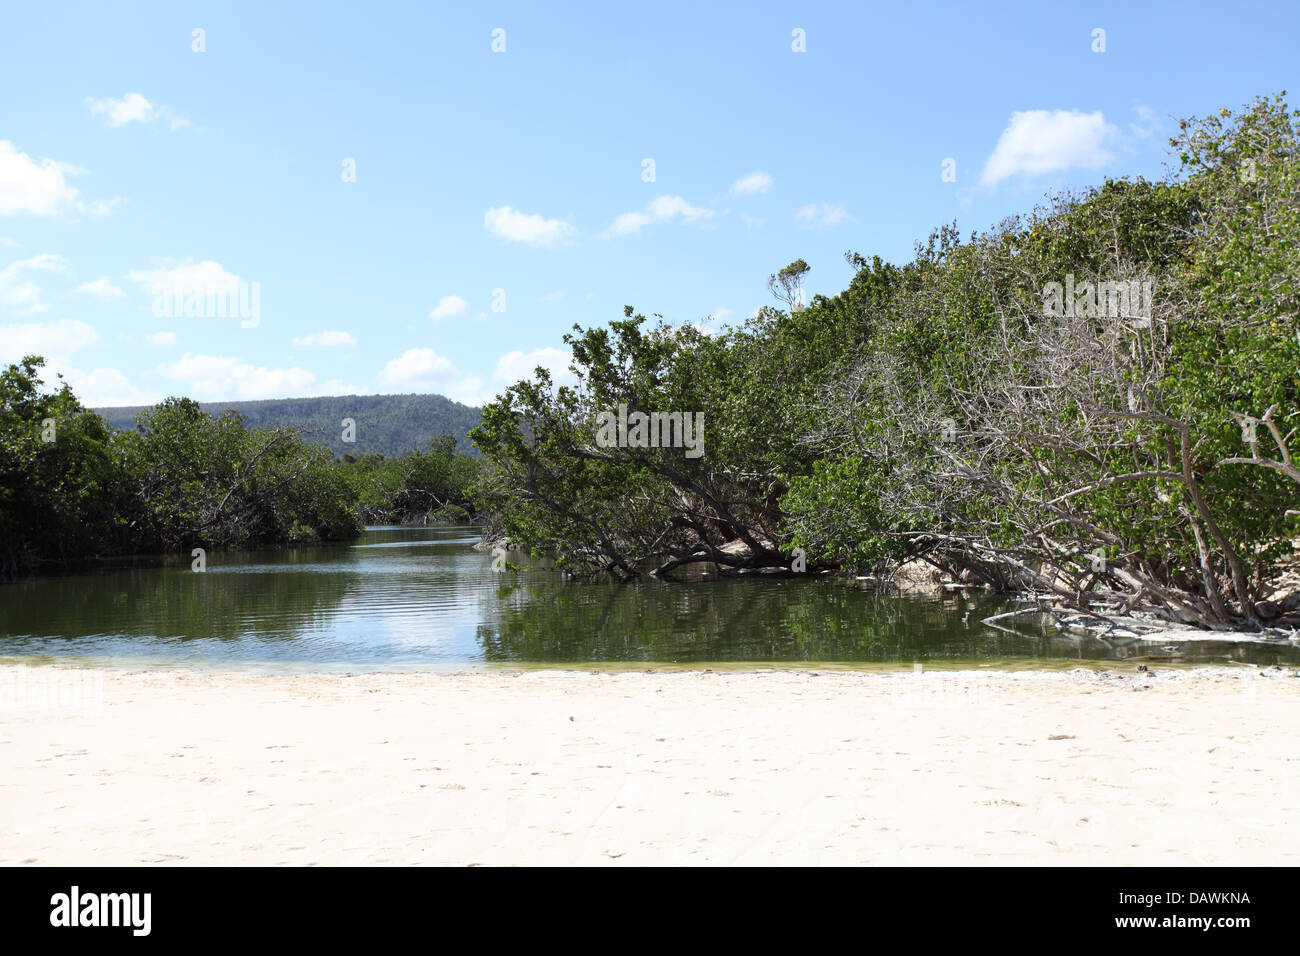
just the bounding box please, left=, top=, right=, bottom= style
left=94, top=393, right=483, bottom=458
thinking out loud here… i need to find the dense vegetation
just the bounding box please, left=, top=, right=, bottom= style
left=472, top=94, right=1300, bottom=631
left=340, top=436, right=481, bottom=526
left=96, top=392, right=482, bottom=458
left=0, top=360, right=479, bottom=580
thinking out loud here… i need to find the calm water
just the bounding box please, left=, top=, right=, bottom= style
left=0, top=526, right=1296, bottom=670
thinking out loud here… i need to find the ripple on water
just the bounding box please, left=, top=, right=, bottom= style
left=1, top=526, right=1298, bottom=670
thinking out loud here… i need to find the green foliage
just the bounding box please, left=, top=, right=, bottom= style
left=0, top=362, right=481, bottom=579
left=112, top=397, right=361, bottom=551
left=339, top=435, right=481, bottom=525
left=473, top=93, right=1300, bottom=627
left=0, top=357, right=119, bottom=577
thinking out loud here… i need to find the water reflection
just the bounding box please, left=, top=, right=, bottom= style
left=0, top=526, right=1295, bottom=670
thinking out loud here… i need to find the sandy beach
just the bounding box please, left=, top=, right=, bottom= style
left=1, top=664, right=1297, bottom=866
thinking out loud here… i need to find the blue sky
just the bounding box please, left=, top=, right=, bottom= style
left=1, top=0, right=1296, bottom=407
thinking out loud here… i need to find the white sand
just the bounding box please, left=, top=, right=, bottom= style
left=1, top=664, right=1297, bottom=865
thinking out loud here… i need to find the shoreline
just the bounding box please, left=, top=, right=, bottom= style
left=6, top=658, right=1294, bottom=676
left=3, top=664, right=1297, bottom=865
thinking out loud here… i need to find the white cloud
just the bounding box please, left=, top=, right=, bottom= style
left=86, top=93, right=158, bottom=126
left=373, top=345, right=580, bottom=407
left=86, top=93, right=189, bottom=131
left=377, top=347, right=460, bottom=391
left=75, top=276, right=126, bottom=300
left=90, top=197, right=126, bottom=216
left=0, top=253, right=68, bottom=313
left=694, top=307, right=735, bottom=336
left=539, top=289, right=565, bottom=302
left=0, top=318, right=99, bottom=361
left=428, top=294, right=469, bottom=322
left=741, top=215, right=765, bottom=228
left=159, top=352, right=360, bottom=401
left=483, top=206, right=574, bottom=247
left=128, top=259, right=243, bottom=297
left=63, top=367, right=160, bottom=407
left=0, top=142, right=81, bottom=216
left=795, top=203, right=853, bottom=228
left=0, top=319, right=156, bottom=406
left=979, top=109, right=1118, bottom=187
left=376, top=347, right=492, bottom=405
left=603, top=195, right=715, bottom=238
left=441, top=377, right=490, bottom=406
left=606, top=211, right=651, bottom=236
left=493, top=347, right=578, bottom=388
left=293, top=330, right=356, bottom=347
left=5, top=252, right=66, bottom=274
left=0, top=320, right=102, bottom=404
left=730, top=171, right=774, bottom=195
left=145, top=330, right=177, bottom=347
left=1129, top=104, right=1162, bottom=140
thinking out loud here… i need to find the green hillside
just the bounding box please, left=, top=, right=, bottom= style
left=95, top=393, right=483, bottom=457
